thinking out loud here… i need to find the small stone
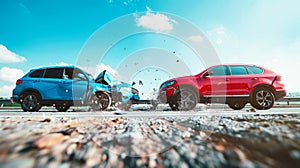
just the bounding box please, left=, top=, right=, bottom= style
left=55, top=127, right=77, bottom=135
left=181, top=131, right=191, bottom=140
left=148, top=158, right=157, bottom=168
left=40, top=118, right=51, bottom=122
left=67, top=120, right=79, bottom=127
left=3, top=126, right=14, bottom=130
left=290, top=150, right=300, bottom=159
left=215, top=144, right=225, bottom=152
left=35, top=133, right=65, bottom=149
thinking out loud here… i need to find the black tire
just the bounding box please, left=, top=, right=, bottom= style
left=169, top=103, right=179, bottom=111
left=251, top=87, right=275, bottom=110
left=21, top=92, right=42, bottom=112
left=174, top=87, right=198, bottom=111
left=228, top=101, right=247, bottom=110
left=55, top=105, right=70, bottom=112
left=90, top=92, right=111, bottom=111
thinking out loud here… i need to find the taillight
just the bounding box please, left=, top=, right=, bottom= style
left=16, top=79, right=22, bottom=85
left=275, top=75, right=282, bottom=81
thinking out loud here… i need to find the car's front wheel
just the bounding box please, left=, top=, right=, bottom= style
left=172, top=87, right=198, bottom=111
left=21, top=92, right=42, bottom=112
left=90, top=92, right=111, bottom=111
left=251, top=87, right=275, bottom=110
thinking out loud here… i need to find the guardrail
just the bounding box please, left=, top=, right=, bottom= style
left=1, top=97, right=300, bottom=107
left=277, top=97, right=300, bottom=105
left=0, top=100, right=12, bottom=107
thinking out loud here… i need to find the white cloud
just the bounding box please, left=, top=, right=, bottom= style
left=0, top=67, right=24, bottom=83
left=206, top=26, right=237, bottom=46
left=0, top=85, right=14, bottom=98
left=95, top=63, right=117, bottom=76
left=0, top=44, right=26, bottom=63
left=136, top=6, right=176, bottom=32
left=56, top=61, right=72, bottom=66
left=188, top=35, right=203, bottom=42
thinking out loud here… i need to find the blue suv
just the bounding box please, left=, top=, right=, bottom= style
left=12, top=66, right=139, bottom=112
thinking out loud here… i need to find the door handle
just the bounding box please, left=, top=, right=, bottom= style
left=251, top=77, right=258, bottom=80
left=34, top=80, right=40, bottom=82
left=226, top=79, right=230, bottom=81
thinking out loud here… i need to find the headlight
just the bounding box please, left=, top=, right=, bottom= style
left=160, top=81, right=175, bottom=89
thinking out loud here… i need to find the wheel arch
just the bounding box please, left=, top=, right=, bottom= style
left=177, top=84, right=200, bottom=102
left=21, top=89, right=42, bottom=100
left=251, top=84, right=275, bottom=96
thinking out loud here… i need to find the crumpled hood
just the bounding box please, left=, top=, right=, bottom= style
left=95, top=70, right=113, bottom=86
left=95, top=70, right=132, bottom=88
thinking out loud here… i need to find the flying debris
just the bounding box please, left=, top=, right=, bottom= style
left=176, top=60, right=180, bottom=62
left=139, top=80, right=143, bottom=85
left=132, top=82, right=136, bottom=86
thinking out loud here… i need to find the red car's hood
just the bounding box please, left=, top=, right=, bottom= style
left=167, top=75, right=198, bottom=84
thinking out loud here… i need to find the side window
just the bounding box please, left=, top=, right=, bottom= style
left=29, top=69, right=45, bottom=78
left=247, top=66, right=264, bottom=74
left=229, top=66, right=248, bottom=75
left=64, top=68, right=74, bottom=79
left=44, top=68, right=63, bottom=79
left=209, top=66, right=227, bottom=76
left=73, top=68, right=87, bottom=80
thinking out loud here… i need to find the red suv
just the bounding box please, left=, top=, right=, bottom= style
left=159, top=64, right=286, bottom=110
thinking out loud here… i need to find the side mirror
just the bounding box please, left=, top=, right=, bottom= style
left=203, top=71, right=214, bottom=78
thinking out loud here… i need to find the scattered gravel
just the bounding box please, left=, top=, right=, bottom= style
left=0, top=113, right=299, bottom=168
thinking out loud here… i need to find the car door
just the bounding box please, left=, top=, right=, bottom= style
left=35, top=68, right=64, bottom=100
left=200, top=65, right=228, bottom=96
left=72, top=68, right=89, bottom=101
left=226, top=65, right=251, bottom=96
left=58, top=68, right=90, bottom=101
left=58, top=68, right=73, bottom=100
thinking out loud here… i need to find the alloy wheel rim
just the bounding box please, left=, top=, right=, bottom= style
left=23, top=95, right=38, bottom=110
left=97, top=93, right=109, bottom=109
left=178, top=90, right=196, bottom=110
left=256, top=90, right=272, bottom=108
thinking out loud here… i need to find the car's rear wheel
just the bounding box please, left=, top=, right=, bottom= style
left=90, top=92, right=111, bottom=111
left=172, top=87, right=198, bottom=111
left=21, top=92, right=42, bottom=112
left=55, top=105, right=70, bottom=112
left=228, top=101, right=247, bottom=110
left=251, top=87, right=275, bottom=110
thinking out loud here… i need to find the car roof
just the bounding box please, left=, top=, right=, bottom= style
left=30, top=65, right=78, bottom=71
left=211, top=64, right=258, bottom=67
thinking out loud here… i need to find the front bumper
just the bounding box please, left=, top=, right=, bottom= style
left=158, top=86, right=179, bottom=103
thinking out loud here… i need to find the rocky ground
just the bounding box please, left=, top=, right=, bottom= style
left=0, top=112, right=300, bottom=168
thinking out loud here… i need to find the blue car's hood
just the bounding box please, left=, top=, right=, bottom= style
left=95, top=70, right=131, bottom=88
left=95, top=70, right=113, bottom=86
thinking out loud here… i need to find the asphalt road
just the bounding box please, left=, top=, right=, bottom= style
left=1, top=104, right=300, bottom=118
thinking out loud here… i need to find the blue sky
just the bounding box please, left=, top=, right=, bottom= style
left=0, top=0, right=300, bottom=98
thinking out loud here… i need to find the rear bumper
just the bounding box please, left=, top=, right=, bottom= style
left=11, top=95, right=21, bottom=103
left=275, top=90, right=287, bottom=100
